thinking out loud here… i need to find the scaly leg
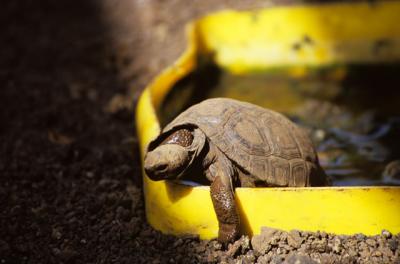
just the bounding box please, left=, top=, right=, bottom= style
left=209, top=164, right=240, bottom=244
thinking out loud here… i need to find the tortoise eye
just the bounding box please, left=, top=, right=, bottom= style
left=162, top=129, right=193, bottom=147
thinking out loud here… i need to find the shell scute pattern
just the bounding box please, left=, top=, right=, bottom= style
left=290, top=160, right=309, bottom=186
left=224, top=111, right=272, bottom=157
left=248, top=156, right=269, bottom=180
left=270, top=158, right=290, bottom=186
left=162, top=98, right=318, bottom=186
left=263, top=117, right=302, bottom=160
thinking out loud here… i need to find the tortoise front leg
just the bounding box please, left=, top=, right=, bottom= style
left=209, top=165, right=240, bottom=244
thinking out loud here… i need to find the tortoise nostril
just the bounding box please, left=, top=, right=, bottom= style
left=156, top=163, right=168, bottom=171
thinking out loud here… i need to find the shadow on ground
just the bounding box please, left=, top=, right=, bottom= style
left=0, top=1, right=203, bottom=263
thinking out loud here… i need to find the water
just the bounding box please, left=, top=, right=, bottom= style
left=158, top=63, right=400, bottom=186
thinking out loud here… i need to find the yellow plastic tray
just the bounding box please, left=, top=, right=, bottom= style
left=136, top=1, right=400, bottom=239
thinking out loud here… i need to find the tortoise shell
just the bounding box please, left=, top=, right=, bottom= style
left=155, top=98, right=321, bottom=187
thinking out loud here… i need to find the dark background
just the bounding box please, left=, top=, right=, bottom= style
left=0, top=1, right=274, bottom=262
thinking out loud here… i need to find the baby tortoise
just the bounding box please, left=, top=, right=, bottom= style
left=144, top=98, right=328, bottom=244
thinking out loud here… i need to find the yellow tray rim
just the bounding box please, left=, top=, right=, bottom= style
left=136, top=1, right=400, bottom=239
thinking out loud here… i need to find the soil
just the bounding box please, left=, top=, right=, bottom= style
left=1, top=0, right=399, bottom=264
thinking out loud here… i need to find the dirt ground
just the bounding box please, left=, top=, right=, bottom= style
left=1, top=0, right=399, bottom=263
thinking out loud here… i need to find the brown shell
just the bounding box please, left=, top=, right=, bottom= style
left=159, top=98, right=321, bottom=187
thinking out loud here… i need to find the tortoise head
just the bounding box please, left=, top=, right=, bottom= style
left=144, top=126, right=206, bottom=181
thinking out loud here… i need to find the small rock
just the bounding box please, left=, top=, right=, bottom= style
left=366, top=238, right=377, bottom=247
left=104, top=94, right=131, bottom=113
left=359, top=241, right=368, bottom=251
left=332, top=237, right=342, bottom=254
left=237, top=250, right=256, bottom=264
left=388, top=239, right=398, bottom=251
left=51, top=228, right=62, bottom=240
left=52, top=248, right=61, bottom=256
left=359, top=247, right=371, bottom=259
left=172, top=238, right=183, bottom=248
left=85, top=171, right=94, bottom=178
left=210, top=240, right=222, bottom=250
left=355, top=233, right=366, bottom=241
left=382, top=255, right=391, bottom=263
left=279, top=242, right=292, bottom=252
left=276, top=247, right=288, bottom=255
left=298, top=244, right=310, bottom=254
left=320, top=253, right=338, bottom=263
left=257, top=254, right=271, bottom=264
left=251, top=227, right=280, bottom=255
left=239, top=235, right=251, bottom=253
left=382, top=230, right=392, bottom=239
left=320, top=232, right=328, bottom=239
left=378, top=245, right=394, bottom=257
left=206, top=253, right=216, bottom=263
left=311, top=238, right=327, bottom=253
left=372, top=250, right=382, bottom=257
left=287, top=230, right=304, bottom=249
left=270, top=255, right=285, bottom=264
left=284, top=253, right=318, bottom=264
left=347, top=248, right=358, bottom=258
left=343, top=238, right=357, bottom=253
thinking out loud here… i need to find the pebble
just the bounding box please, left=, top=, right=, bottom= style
left=284, top=253, right=318, bottom=264
left=382, top=230, right=392, bottom=239
left=388, top=239, right=398, bottom=251
left=311, top=238, right=327, bottom=252
left=287, top=230, right=303, bottom=249
left=251, top=227, right=280, bottom=255
left=366, top=238, right=377, bottom=247
left=332, top=237, right=342, bottom=254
